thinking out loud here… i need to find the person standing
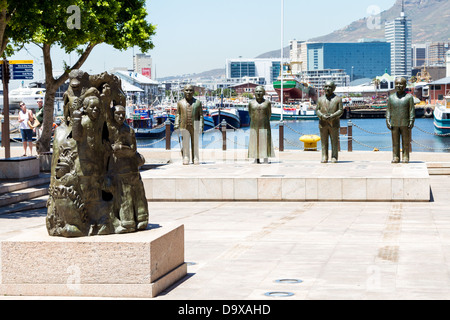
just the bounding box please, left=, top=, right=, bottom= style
left=248, top=86, right=275, bottom=164
left=386, top=77, right=415, bottom=163
left=32, top=98, right=44, bottom=140
left=316, top=81, right=344, bottom=163
left=18, top=102, right=34, bottom=156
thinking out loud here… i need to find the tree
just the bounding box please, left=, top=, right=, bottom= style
left=12, top=0, right=156, bottom=153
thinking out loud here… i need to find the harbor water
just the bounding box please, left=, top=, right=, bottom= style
left=136, top=118, right=450, bottom=153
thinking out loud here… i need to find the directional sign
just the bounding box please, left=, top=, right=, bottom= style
left=0, top=60, right=34, bottom=81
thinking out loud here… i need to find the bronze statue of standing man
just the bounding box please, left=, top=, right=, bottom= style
left=316, top=81, right=344, bottom=163
left=174, top=85, right=204, bottom=165
left=248, top=86, right=275, bottom=164
left=386, top=77, right=415, bottom=163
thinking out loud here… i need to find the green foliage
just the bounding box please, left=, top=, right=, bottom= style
left=8, top=0, right=156, bottom=54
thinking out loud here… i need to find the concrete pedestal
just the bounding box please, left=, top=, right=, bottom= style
left=0, top=224, right=186, bottom=298
left=141, top=161, right=431, bottom=202
left=0, top=157, right=40, bottom=179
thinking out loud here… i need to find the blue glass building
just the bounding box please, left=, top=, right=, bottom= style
left=306, top=42, right=391, bottom=80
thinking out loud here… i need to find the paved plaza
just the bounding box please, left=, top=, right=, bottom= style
left=1, top=148, right=450, bottom=299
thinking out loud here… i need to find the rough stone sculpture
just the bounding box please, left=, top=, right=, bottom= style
left=386, top=77, right=415, bottom=163
left=47, top=70, right=148, bottom=237
left=248, top=86, right=275, bottom=164
left=174, top=85, right=204, bottom=165
left=316, top=81, right=344, bottom=163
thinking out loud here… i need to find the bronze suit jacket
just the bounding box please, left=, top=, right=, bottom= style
left=316, top=94, right=344, bottom=129
left=175, top=98, right=204, bottom=132
left=386, top=93, right=415, bottom=127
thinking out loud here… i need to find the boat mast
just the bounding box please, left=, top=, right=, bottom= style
left=280, top=0, right=284, bottom=121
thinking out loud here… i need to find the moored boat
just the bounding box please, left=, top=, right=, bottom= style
left=209, top=108, right=241, bottom=129
left=127, top=108, right=173, bottom=139
left=273, top=64, right=317, bottom=102
left=433, top=95, right=450, bottom=135
left=270, top=102, right=318, bottom=121
left=9, top=82, right=46, bottom=110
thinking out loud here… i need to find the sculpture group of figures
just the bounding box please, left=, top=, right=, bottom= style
left=46, top=70, right=414, bottom=238
left=177, top=78, right=414, bottom=166
left=46, top=70, right=148, bottom=238
left=316, top=78, right=414, bottom=164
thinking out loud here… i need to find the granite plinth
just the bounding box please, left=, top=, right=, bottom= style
left=0, top=224, right=186, bottom=298
left=141, top=161, right=431, bottom=202
left=0, top=157, right=39, bottom=179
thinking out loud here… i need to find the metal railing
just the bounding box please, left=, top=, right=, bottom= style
left=151, top=118, right=450, bottom=153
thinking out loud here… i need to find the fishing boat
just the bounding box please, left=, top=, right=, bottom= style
left=209, top=107, right=241, bottom=129
left=202, top=108, right=215, bottom=131
left=433, top=95, right=450, bottom=135
left=126, top=108, right=172, bottom=139
left=273, top=64, right=317, bottom=102
left=233, top=102, right=250, bottom=127
left=270, top=102, right=318, bottom=121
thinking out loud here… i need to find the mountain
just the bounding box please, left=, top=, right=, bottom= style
left=162, top=0, right=448, bottom=79
left=157, top=68, right=225, bottom=82
left=309, top=0, right=450, bottom=43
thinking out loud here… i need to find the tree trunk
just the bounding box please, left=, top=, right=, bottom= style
left=37, top=83, right=56, bottom=153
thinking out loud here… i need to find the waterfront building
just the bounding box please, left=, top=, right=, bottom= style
left=230, top=82, right=259, bottom=95
left=385, top=3, right=412, bottom=78
left=133, top=53, right=153, bottom=79
left=429, top=77, right=450, bottom=104
left=289, top=40, right=390, bottom=81
left=225, top=58, right=281, bottom=85
left=447, top=51, right=450, bottom=78
left=300, top=69, right=350, bottom=92
left=412, top=44, right=429, bottom=68
left=429, top=43, right=450, bottom=66
left=290, top=40, right=306, bottom=74
left=114, top=70, right=160, bottom=105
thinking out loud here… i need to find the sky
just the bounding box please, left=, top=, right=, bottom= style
left=9, top=0, right=396, bottom=88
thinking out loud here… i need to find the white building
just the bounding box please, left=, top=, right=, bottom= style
left=225, top=58, right=281, bottom=85
left=447, top=50, right=450, bottom=78
left=300, top=69, right=350, bottom=91
left=289, top=40, right=307, bottom=74
left=114, top=70, right=159, bottom=105
left=385, top=2, right=412, bottom=78
left=133, top=53, right=153, bottom=79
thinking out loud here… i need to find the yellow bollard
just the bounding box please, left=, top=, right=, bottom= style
left=300, top=135, right=321, bottom=151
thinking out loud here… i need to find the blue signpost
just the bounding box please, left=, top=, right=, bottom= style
left=1, top=60, right=34, bottom=158
left=0, top=60, right=34, bottom=80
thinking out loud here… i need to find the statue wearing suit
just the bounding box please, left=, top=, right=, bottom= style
left=386, top=77, right=415, bottom=163
left=316, top=81, right=344, bottom=163
left=174, top=85, right=204, bottom=165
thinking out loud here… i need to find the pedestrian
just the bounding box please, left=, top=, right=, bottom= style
left=18, top=101, right=34, bottom=156
left=32, top=98, right=44, bottom=139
